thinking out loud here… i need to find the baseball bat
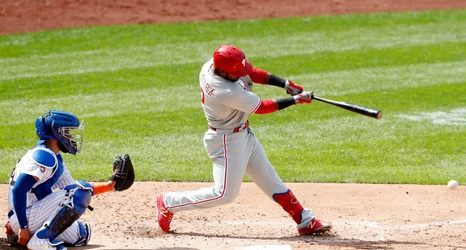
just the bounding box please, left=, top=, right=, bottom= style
left=312, top=95, right=382, bottom=119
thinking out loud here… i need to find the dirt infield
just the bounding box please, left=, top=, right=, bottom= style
left=1, top=183, right=466, bottom=249
left=2, top=0, right=466, bottom=249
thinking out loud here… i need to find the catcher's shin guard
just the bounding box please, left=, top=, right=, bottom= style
left=36, top=184, right=92, bottom=245
left=273, top=189, right=304, bottom=224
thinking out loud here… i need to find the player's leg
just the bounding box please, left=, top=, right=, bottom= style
left=243, top=132, right=300, bottom=215
left=245, top=133, right=332, bottom=235
left=54, top=221, right=91, bottom=247
left=163, top=132, right=250, bottom=212
left=7, top=190, right=65, bottom=240
left=27, top=180, right=93, bottom=249
left=157, top=131, right=251, bottom=232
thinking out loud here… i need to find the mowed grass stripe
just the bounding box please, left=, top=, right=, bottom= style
left=255, top=60, right=466, bottom=97
left=2, top=58, right=463, bottom=127
left=1, top=11, right=465, bottom=80
left=1, top=41, right=464, bottom=99
left=0, top=84, right=203, bottom=126
left=1, top=19, right=463, bottom=64
left=1, top=9, right=464, bottom=54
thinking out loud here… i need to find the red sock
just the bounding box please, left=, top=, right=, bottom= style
left=273, top=189, right=303, bottom=224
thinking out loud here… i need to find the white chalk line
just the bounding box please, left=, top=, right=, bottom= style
left=390, top=218, right=466, bottom=230
left=235, top=245, right=292, bottom=250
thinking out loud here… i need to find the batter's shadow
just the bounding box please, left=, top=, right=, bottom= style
left=299, top=236, right=466, bottom=250
left=171, top=232, right=466, bottom=250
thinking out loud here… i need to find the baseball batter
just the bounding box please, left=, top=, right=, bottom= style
left=157, top=45, right=331, bottom=235
left=5, top=110, right=132, bottom=250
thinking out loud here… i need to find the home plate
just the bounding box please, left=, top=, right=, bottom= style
left=235, top=245, right=292, bottom=250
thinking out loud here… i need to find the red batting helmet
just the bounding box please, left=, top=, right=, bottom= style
left=213, top=45, right=253, bottom=77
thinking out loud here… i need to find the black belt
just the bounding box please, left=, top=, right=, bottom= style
left=209, top=122, right=249, bottom=133
left=8, top=210, right=14, bottom=218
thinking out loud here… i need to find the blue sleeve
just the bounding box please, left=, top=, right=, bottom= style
left=12, top=173, right=37, bottom=229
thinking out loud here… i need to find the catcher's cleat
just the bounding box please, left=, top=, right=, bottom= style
left=74, top=222, right=91, bottom=247
left=27, top=224, right=64, bottom=250
left=297, top=218, right=332, bottom=235
left=5, top=222, right=18, bottom=245
left=156, top=193, right=173, bottom=233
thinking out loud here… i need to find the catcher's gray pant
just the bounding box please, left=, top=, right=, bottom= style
left=164, top=127, right=315, bottom=224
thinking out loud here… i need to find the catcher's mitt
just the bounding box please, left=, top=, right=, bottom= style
left=109, top=154, right=135, bottom=191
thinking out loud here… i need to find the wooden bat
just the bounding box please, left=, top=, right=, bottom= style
left=312, top=95, right=382, bottom=119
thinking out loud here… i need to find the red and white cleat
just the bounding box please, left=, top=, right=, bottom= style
left=297, top=218, right=332, bottom=235
left=156, top=193, right=173, bottom=233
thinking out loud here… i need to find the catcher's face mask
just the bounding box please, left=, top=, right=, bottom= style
left=36, top=110, right=85, bottom=155
left=58, top=120, right=84, bottom=154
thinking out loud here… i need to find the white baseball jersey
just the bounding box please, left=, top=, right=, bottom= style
left=162, top=58, right=315, bottom=225
left=7, top=147, right=74, bottom=211
left=7, top=146, right=85, bottom=245
left=200, top=58, right=260, bottom=129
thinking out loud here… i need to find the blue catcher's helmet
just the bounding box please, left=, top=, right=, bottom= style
left=35, top=110, right=84, bottom=155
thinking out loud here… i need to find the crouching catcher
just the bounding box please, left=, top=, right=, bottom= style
left=5, top=110, right=135, bottom=250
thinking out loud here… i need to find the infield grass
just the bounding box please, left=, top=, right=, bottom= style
left=1, top=10, right=465, bottom=184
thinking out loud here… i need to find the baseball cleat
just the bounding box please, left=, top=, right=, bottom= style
left=74, top=222, right=91, bottom=247
left=5, top=222, right=18, bottom=245
left=297, top=218, right=332, bottom=235
left=156, top=193, right=173, bottom=233
left=27, top=225, right=64, bottom=250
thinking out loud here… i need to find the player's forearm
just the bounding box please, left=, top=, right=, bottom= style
left=12, top=191, right=28, bottom=229
left=254, top=98, right=296, bottom=114
left=250, top=68, right=287, bottom=88
left=249, top=68, right=268, bottom=83
left=267, top=74, right=288, bottom=88
left=12, top=174, right=37, bottom=229
left=93, top=181, right=115, bottom=195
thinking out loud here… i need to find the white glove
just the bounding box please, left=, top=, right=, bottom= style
left=293, top=91, right=313, bottom=104
left=284, top=80, right=304, bottom=96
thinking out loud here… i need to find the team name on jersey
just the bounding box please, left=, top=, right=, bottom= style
left=201, top=73, right=215, bottom=96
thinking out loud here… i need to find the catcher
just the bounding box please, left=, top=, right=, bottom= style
left=5, top=110, right=134, bottom=250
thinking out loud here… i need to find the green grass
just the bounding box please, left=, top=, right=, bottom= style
left=1, top=10, right=465, bottom=184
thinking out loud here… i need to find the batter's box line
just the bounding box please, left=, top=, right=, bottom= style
left=319, top=219, right=466, bottom=230
left=388, top=218, right=466, bottom=230
left=335, top=221, right=381, bottom=227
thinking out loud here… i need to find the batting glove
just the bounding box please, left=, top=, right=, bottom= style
left=285, top=80, right=304, bottom=96
left=294, top=91, right=313, bottom=104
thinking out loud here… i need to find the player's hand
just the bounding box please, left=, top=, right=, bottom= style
left=18, top=228, right=31, bottom=246
left=285, top=80, right=303, bottom=96
left=294, top=91, right=313, bottom=104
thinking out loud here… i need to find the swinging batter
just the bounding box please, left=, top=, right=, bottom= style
left=156, top=45, right=332, bottom=235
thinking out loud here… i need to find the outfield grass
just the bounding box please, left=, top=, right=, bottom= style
left=1, top=10, right=465, bottom=184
